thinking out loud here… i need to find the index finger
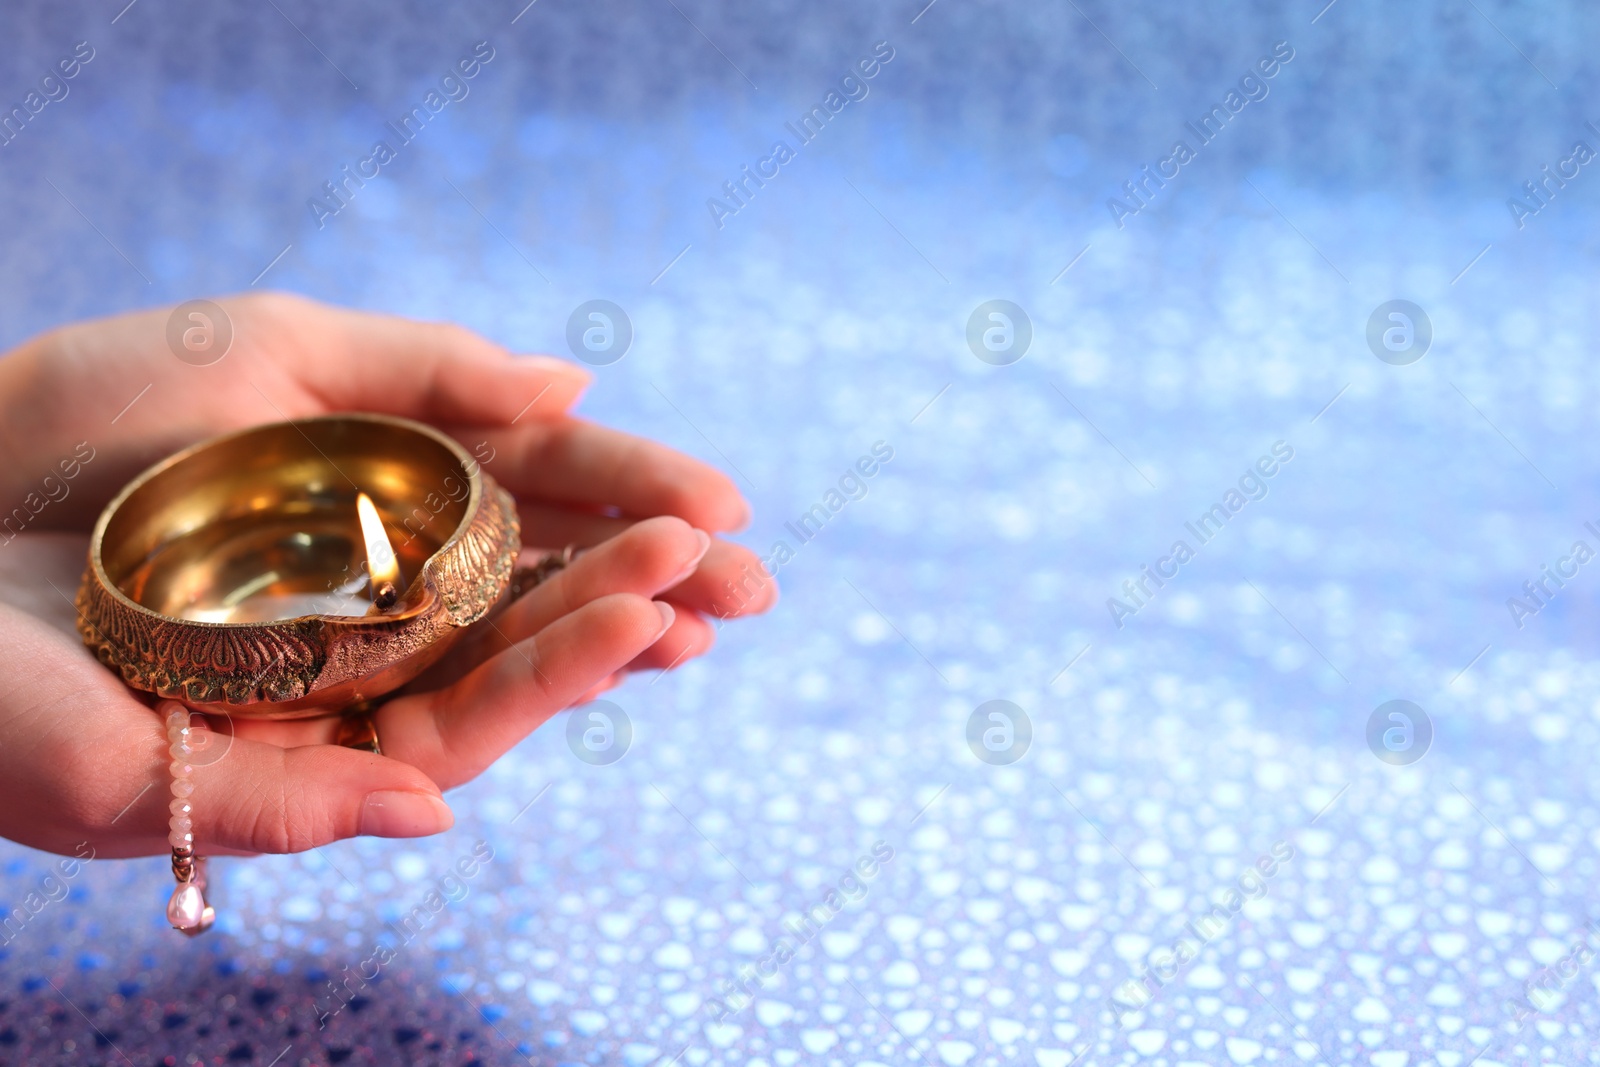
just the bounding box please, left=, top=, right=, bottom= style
left=460, top=417, right=752, bottom=533
left=247, top=293, right=593, bottom=426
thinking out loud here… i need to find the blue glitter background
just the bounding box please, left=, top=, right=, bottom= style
left=2, top=0, right=1600, bottom=1064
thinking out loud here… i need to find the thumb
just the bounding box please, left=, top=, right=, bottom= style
left=180, top=733, right=454, bottom=855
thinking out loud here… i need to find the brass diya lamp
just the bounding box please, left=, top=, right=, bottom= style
left=75, top=413, right=523, bottom=932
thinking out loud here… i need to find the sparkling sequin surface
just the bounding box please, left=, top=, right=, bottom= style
left=0, top=1, right=1597, bottom=1063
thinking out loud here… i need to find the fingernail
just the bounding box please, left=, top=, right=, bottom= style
left=655, top=601, right=676, bottom=636
left=360, top=791, right=454, bottom=838
left=668, top=529, right=713, bottom=585
left=732, top=500, right=753, bottom=533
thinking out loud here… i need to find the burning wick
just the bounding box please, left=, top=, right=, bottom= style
left=356, top=492, right=403, bottom=611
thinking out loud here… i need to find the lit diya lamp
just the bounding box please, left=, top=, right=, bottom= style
left=75, top=414, right=527, bottom=933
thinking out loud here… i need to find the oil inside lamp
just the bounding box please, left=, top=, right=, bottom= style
left=163, top=492, right=407, bottom=624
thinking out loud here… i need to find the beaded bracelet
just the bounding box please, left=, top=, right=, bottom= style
left=162, top=703, right=214, bottom=935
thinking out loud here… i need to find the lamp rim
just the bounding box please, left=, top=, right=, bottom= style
left=85, top=411, right=481, bottom=628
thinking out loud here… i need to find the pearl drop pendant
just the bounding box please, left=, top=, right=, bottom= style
left=166, top=880, right=214, bottom=935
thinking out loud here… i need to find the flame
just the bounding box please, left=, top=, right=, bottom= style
left=356, top=492, right=401, bottom=591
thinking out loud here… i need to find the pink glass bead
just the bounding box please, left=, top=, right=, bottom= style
left=168, top=829, right=193, bottom=848
left=171, top=779, right=195, bottom=798
left=170, top=760, right=194, bottom=779
left=170, top=799, right=192, bottom=817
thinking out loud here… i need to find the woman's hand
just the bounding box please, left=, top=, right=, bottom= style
left=0, top=294, right=776, bottom=859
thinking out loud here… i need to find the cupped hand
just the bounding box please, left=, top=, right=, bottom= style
left=0, top=294, right=777, bottom=860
